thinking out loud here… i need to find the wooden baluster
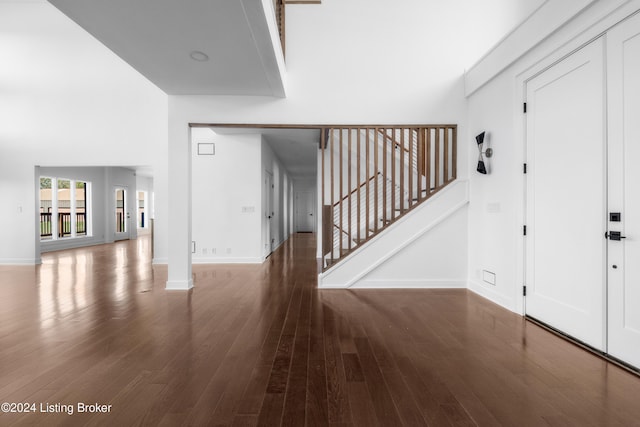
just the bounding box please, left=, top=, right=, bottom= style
left=321, top=128, right=325, bottom=258
left=348, top=129, right=352, bottom=251
left=417, top=128, right=423, bottom=201
left=391, top=128, right=396, bottom=220
left=339, top=129, right=343, bottom=257
left=366, top=129, right=370, bottom=238
left=330, top=129, right=334, bottom=264
left=376, top=129, right=387, bottom=232
left=444, top=126, right=449, bottom=184
left=435, top=127, right=440, bottom=189
left=357, top=129, right=361, bottom=244
left=452, top=126, right=457, bottom=180
left=426, top=128, right=431, bottom=196
left=374, top=129, right=379, bottom=232
left=400, top=128, right=405, bottom=214
left=408, top=129, right=413, bottom=209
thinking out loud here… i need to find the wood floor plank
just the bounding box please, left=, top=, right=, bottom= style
left=323, top=304, right=353, bottom=425
left=353, top=337, right=403, bottom=426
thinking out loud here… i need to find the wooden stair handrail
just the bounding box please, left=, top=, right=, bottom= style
left=378, top=129, right=411, bottom=154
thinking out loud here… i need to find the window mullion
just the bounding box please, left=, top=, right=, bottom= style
left=51, top=178, right=58, bottom=240
left=70, top=179, right=77, bottom=238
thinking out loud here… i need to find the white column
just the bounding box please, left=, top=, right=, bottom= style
left=166, top=112, right=193, bottom=290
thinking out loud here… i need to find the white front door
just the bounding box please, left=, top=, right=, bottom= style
left=295, top=191, right=315, bottom=232
left=114, top=187, right=130, bottom=241
left=525, top=38, right=607, bottom=350
left=606, top=13, right=640, bottom=369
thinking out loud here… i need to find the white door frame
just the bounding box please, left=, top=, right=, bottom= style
left=522, top=37, right=607, bottom=350
left=114, top=186, right=130, bottom=241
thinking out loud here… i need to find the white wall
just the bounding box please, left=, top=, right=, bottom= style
left=466, top=0, right=640, bottom=312
left=0, top=1, right=167, bottom=264
left=163, top=0, right=485, bottom=286
left=319, top=180, right=469, bottom=288
left=358, top=207, right=468, bottom=288
left=191, top=129, right=262, bottom=263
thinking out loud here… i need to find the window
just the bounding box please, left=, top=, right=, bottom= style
left=39, top=177, right=91, bottom=241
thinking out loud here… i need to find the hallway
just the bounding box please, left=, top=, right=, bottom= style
left=1, top=234, right=640, bottom=426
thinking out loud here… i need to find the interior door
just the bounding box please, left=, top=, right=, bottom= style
left=295, top=191, right=315, bottom=232
left=265, top=172, right=274, bottom=255
left=114, top=187, right=130, bottom=241
left=606, top=12, right=640, bottom=369
left=524, top=38, right=607, bottom=350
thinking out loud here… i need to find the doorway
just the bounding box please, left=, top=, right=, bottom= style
left=295, top=191, right=315, bottom=232
left=524, top=14, right=640, bottom=370
left=265, top=171, right=274, bottom=255
left=137, top=191, right=146, bottom=229
left=114, top=187, right=130, bottom=241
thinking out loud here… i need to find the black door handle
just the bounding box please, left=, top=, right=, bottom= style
left=605, top=231, right=626, bottom=240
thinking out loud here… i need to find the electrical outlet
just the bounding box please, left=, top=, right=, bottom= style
left=226, top=248, right=232, bottom=254
left=202, top=248, right=208, bottom=255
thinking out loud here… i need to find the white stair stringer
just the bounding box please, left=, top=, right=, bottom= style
left=318, top=180, right=468, bottom=288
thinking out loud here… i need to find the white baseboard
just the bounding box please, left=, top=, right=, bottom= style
left=467, top=279, right=518, bottom=313
left=0, top=258, right=40, bottom=265
left=40, top=237, right=105, bottom=253
left=192, top=257, right=263, bottom=264
left=165, top=279, right=194, bottom=290
left=320, top=279, right=467, bottom=289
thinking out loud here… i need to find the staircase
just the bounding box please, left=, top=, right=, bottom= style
left=321, top=126, right=457, bottom=270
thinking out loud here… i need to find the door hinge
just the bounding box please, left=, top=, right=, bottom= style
left=523, top=102, right=527, bottom=113
left=523, top=163, right=527, bottom=174
left=523, top=225, right=527, bottom=236
left=523, top=286, right=527, bottom=296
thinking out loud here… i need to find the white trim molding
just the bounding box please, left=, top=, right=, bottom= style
left=319, top=180, right=469, bottom=288
left=165, top=279, right=194, bottom=290
left=465, top=0, right=599, bottom=96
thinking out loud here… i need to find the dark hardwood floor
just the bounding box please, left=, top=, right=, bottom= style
left=1, top=233, right=640, bottom=426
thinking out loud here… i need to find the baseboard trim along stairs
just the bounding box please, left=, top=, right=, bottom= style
left=318, top=180, right=468, bottom=288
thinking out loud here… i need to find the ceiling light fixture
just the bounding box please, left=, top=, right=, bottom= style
left=189, top=51, right=209, bottom=62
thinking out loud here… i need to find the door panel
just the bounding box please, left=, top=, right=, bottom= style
left=525, top=38, right=606, bottom=350
left=607, top=12, right=640, bottom=368
left=296, top=191, right=315, bottom=232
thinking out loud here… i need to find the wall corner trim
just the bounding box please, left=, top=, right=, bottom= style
left=468, top=279, right=519, bottom=314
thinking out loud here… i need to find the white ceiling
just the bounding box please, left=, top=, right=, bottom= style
left=47, top=0, right=285, bottom=96
left=211, top=127, right=319, bottom=180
